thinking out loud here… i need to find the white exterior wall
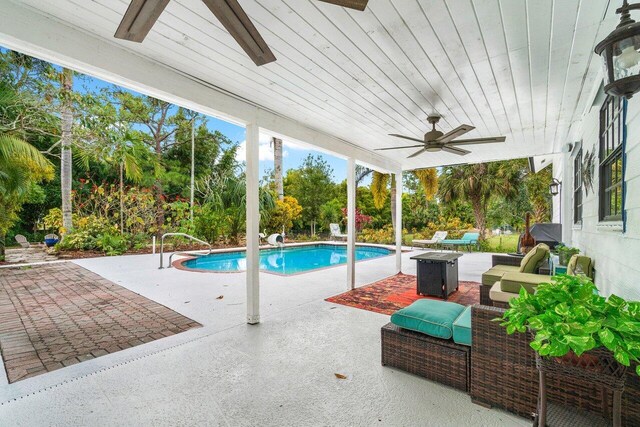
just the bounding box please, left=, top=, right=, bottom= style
left=558, top=90, right=640, bottom=300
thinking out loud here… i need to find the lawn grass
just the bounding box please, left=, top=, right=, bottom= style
left=484, top=234, right=519, bottom=253
left=404, top=232, right=519, bottom=253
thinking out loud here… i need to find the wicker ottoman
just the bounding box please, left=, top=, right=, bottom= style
left=381, top=323, right=471, bottom=392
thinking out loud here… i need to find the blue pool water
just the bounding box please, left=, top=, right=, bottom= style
left=181, top=244, right=392, bottom=275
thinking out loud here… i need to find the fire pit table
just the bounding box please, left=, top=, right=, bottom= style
left=410, top=252, right=463, bottom=299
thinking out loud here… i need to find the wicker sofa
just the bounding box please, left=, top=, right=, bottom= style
left=381, top=304, right=640, bottom=425
left=470, top=304, right=640, bottom=425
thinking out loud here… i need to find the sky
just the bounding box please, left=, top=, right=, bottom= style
left=70, top=66, right=350, bottom=183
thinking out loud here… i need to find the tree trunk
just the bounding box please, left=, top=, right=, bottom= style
left=471, top=195, right=486, bottom=238
left=120, top=162, right=124, bottom=234
left=390, top=174, right=397, bottom=232
left=152, top=105, right=170, bottom=236
left=0, top=233, right=5, bottom=261
left=154, top=139, right=165, bottom=236
left=273, top=137, right=284, bottom=201
left=60, top=68, right=73, bottom=235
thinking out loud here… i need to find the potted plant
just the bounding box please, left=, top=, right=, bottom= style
left=554, top=243, right=580, bottom=266
left=498, top=274, right=640, bottom=376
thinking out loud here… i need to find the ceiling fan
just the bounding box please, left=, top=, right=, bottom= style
left=114, top=0, right=369, bottom=66
left=376, top=115, right=506, bottom=158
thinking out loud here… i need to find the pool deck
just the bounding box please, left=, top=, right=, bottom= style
left=0, top=245, right=527, bottom=426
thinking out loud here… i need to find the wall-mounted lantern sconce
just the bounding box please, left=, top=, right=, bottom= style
left=595, top=0, right=640, bottom=98
left=549, top=178, right=562, bottom=196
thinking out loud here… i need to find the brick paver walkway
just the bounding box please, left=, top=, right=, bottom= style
left=0, top=263, right=200, bottom=383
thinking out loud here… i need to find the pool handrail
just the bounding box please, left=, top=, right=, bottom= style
left=159, top=232, right=212, bottom=269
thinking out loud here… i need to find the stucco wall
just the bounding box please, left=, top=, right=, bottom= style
left=559, top=95, right=640, bottom=300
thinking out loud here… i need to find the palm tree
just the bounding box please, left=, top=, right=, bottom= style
left=199, top=169, right=274, bottom=243
left=370, top=169, right=438, bottom=232
left=60, top=67, right=74, bottom=234
left=91, top=128, right=146, bottom=233
left=0, top=82, right=54, bottom=259
left=438, top=162, right=522, bottom=237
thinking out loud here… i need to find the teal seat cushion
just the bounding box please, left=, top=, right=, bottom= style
left=452, top=306, right=472, bottom=346
left=390, top=299, right=465, bottom=339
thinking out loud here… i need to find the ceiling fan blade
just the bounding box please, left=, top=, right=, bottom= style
left=317, top=0, right=369, bottom=10
left=115, top=0, right=170, bottom=42
left=448, top=136, right=506, bottom=146
left=375, top=144, right=424, bottom=151
left=201, top=0, right=276, bottom=66
left=437, top=124, right=475, bottom=143
left=408, top=148, right=428, bottom=158
left=441, top=146, right=471, bottom=156
left=389, top=134, right=424, bottom=144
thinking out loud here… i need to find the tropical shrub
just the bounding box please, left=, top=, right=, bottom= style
left=163, top=200, right=193, bottom=235
left=194, top=203, right=225, bottom=243
left=56, top=214, right=118, bottom=251
left=341, top=208, right=372, bottom=232
left=74, top=182, right=157, bottom=235
left=43, top=207, right=65, bottom=234
left=267, top=196, right=303, bottom=234
left=320, top=198, right=344, bottom=228
left=95, top=233, right=128, bottom=255
left=499, top=275, right=640, bottom=376
left=359, top=225, right=407, bottom=244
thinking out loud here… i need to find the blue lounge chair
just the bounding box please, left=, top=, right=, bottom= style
left=440, top=232, right=480, bottom=252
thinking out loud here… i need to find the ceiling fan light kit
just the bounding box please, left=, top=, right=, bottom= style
left=377, top=115, right=506, bottom=158
left=115, top=0, right=369, bottom=66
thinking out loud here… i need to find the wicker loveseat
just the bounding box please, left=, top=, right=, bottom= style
left=381, top=304, right=640, bottom=425
left=480, top=247, right=551, bottom=306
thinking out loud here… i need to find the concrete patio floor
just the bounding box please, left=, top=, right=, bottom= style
left=0, top=247, right=527, bottom=426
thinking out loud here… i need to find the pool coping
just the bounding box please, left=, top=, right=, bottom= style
left=171, top=241, right=399, bottom=276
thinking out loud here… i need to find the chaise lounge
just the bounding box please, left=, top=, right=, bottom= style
left=411, top=230, right=447, bottom=249
left=439, top=232, right=480, bottom=252
left=329, top=223, right=347, bottom=241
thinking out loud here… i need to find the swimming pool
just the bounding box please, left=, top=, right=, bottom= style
left=178, top=244, right=393, bottom=275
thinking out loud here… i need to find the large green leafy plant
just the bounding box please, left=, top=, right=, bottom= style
left=499, top=274, right=640, bottom=375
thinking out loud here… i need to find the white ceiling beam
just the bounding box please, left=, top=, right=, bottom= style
left=0, top=0, right=400, bottom=174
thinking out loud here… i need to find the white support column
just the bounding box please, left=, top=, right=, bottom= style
left=347, top=158, right=356, bottom=290
left=395, top=171, right=403, bottom=273
left=246, top=122, right=260, bottom=324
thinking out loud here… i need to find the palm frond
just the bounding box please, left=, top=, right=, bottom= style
left=0, top=134, right=52, bottom=171
left=123, top=151, right=143, bottom=183
left=371, top=171, right=389, bottom=209
left=413, top=168, right=438, bottom=200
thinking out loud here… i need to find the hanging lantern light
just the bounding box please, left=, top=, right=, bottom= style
left=549, top=178, right=561, bottom=197
left=595, top=0, right=640, bottom=98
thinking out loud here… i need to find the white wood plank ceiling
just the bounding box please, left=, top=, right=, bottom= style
left=11, top=0, right=620, bottom=169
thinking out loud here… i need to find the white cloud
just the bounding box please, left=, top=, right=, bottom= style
left=235, top=133, right=306, bottom=162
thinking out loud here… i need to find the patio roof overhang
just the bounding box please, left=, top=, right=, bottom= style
left=0, top=0, right=621, bottom=324
left=0, top=0, right=621, bottom=171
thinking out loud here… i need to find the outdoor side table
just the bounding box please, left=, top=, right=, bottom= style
left=410, top=252, right=463, bottom=299
left=533, top=348, right=627, bottom=427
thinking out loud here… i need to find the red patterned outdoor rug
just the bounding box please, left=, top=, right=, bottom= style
left=325, top=273, right=480, bottom=315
